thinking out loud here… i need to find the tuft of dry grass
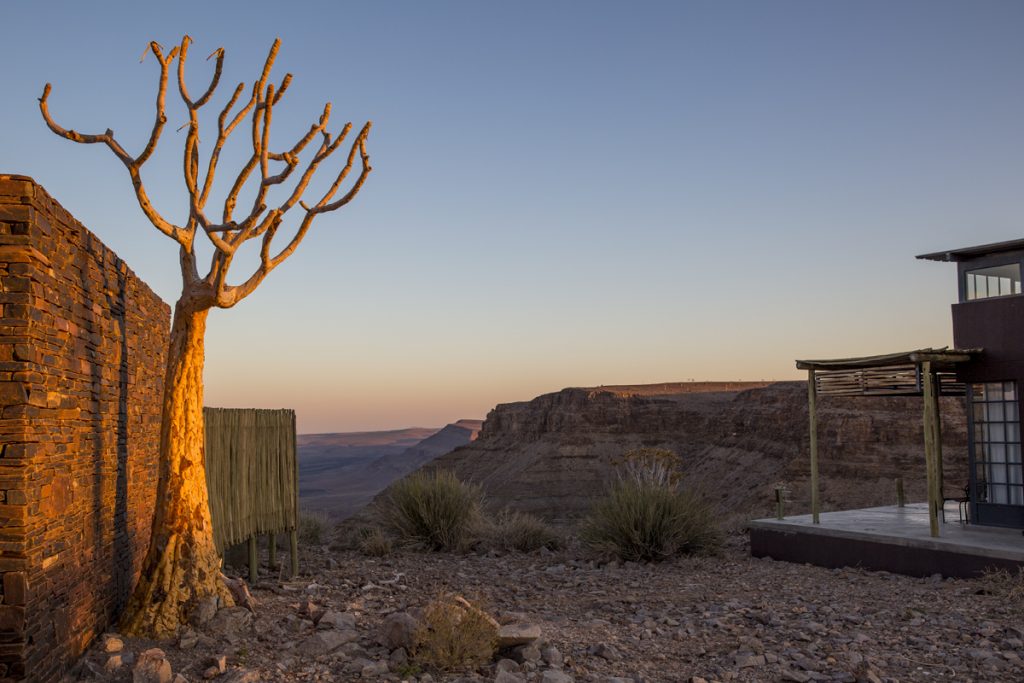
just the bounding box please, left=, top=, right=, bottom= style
left=981, top=566, right=1024, bottom=601
left=413, top=593, right=498, bottom=672
left=380, top=470, right=483, bottom=551
left=357, top=526, right=393, bottom=557
left=477, top=509, right=561, bottom=553
left=297, top=510, right=333, bottom=546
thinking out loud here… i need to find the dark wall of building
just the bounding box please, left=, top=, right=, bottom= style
left=0, top=175, right=169, bottom=682
left=952, top=297, right=1024, bottom=384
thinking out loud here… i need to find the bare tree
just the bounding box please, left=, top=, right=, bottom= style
left=40, top=36, right=371, bottom=636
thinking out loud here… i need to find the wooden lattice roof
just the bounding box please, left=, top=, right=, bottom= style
left=795, top=348, right=981, bottom=397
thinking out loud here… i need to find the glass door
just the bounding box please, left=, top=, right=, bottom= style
left=970, top=381, right=1024, bottom=527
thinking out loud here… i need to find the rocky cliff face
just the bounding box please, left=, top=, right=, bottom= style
left=425, top=382, right=968, bottom=523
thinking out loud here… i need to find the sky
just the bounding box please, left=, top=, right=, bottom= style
left=2, top=1, right=1022, bottom=432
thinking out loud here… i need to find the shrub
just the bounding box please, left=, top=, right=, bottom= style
left=357, top=526, right=393, bottom=557
left=413, top=593, right=498, bottom=672
left=381, top=470, right=482, bottom=551
left=582, top=449, right=720, bottom=561
left=297, top=510, right=333, bottom=546
left=981, top=566, right=1024, bottom=602
left=479, top=509, right=561, bottom=553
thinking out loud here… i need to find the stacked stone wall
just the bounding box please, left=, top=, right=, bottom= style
left=0, top=175, right=169, bottom=682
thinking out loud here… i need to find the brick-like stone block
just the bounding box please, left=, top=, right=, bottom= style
left=2, top=572, right=27, bottom=606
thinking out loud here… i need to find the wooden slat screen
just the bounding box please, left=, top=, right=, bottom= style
left=204, top=407, right=298, bottom=552
left=815, top=367, right=965, bottom=397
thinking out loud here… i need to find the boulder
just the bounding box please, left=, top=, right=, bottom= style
left=496, top=672, right=526, bottom=683
left=498, top=623, right=542, bottom=648
left=101, top=633, right=124, bottom=653
left=541, top=672, right=573, bottom=683
left=206, top=607, right=255, bottom=637
left=132, top=648, right=172, bottom=683
left=192, top=596, right=220, bottom=626
left=297, top=629, right=359, bottom=657
left=377, top=611, right=418, bottom=650
left=318, top=610, right=357, bottom=630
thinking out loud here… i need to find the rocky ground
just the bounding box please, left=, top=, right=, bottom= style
left=65, top=537, right=1024, bottom=683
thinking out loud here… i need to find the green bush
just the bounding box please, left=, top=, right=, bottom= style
left=581, top=477, right=720, bottom=562
left=380, top=470, right=482, bottom=551
left=297, top=510, right=333, bottom=546
left=479, top=509, right=561, bottom=553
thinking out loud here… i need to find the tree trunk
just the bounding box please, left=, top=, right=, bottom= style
left=121, top=299, right=232, bottom=637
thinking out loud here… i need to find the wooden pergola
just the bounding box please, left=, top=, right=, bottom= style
left=795, top=348, right=981, bottom=537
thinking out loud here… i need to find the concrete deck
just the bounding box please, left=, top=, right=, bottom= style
left=748, top=503, right=1024, bottom=577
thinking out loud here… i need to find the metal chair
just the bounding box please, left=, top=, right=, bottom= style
left=941, top=484, right=970, bottom=524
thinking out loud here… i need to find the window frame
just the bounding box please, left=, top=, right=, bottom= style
left=957, top=252, right=1024, bottom=304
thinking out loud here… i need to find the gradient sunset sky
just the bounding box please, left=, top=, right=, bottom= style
left=2, top=1, right=1022, bottom=432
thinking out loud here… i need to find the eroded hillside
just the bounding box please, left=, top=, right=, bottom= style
left=422, top=382, right=967, bottom=523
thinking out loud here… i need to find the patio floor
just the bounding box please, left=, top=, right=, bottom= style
left=748, top=502, right=1024, bottom=578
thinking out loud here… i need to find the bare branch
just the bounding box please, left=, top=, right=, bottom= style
left=137, top=42, right=177, bottom=166
left=198, top=82, right=245, bottom=207
left=273, top=73, right=293, bottom=104
left=38, top=41, right=188, bottom=245
left=41, top=36, right=371, bottom=309
left=317, top=123, right=373, bottom=212
left=221, top=119, right=372, bottom=307
left=222, top=155, right=259, bottom=223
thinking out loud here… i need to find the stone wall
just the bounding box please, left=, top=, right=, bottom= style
left=0, top=175, right=169, bottom=682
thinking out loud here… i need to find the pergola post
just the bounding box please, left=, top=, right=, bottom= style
left=808, top=368, right=820, bottom=524
left=922, top=362, right=941, bottom=537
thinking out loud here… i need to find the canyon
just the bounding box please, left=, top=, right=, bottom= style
left=418, top=381, right=968, bottom=524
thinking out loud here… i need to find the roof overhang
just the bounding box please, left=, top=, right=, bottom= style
left=916, top=239, right=1024, bottom=262
left=796, top=348, right=981, bottom=372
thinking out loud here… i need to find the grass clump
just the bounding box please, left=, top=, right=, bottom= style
left=581, top=448, right=720, bottom=562
left=479, top=509, right=561, bottom=553
left=413, top=593, right=498, bottom=672
left=981, top=566, right=1024, bottom=602
left=297, top=510, right=333, bottom=546
left=381, top=470, right=482, bottom=551
left=357, top=526, right=393, bottom=557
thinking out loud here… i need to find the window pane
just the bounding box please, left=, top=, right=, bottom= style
left=965, top=263, right=1022, bottom=301
left=1008, top=423, right=1021, bottom=444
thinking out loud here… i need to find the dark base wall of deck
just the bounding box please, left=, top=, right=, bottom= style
left=0, top=176, right=169, bottom=682
left=750, top=527, right=1024, bottom=579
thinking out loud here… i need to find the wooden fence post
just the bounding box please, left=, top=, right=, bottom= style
left=775, top=486, right=785, bottom=520
left=896, top=477, right=905, bottom=508
left=248, top=535, right=258, bottom=584
left=268, top=531, right=278, bottom=569
left=290, top=528, right=299, bottom=577
left=922, top=363, right=940, bottom=538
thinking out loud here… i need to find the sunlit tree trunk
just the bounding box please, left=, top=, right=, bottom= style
left=121, top=300, right=232, bottom=637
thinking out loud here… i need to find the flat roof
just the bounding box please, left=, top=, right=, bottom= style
left=795, top=347, right=980, bottom=371
left=917, top=237, right=1024, bottom=262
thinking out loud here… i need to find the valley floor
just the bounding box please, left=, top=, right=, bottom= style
left=71, top=539, right=1024, bottom=683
